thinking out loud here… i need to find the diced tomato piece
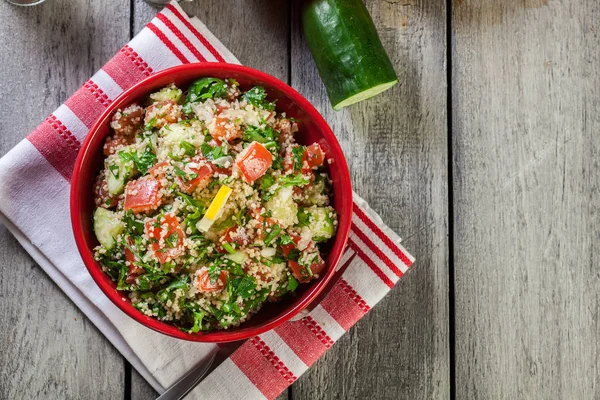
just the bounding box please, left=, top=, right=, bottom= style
left=125, top=237, right=144, bottom=284
left=196, top=267, right=228, bottom=292
left=251, top=208, right=281, bottom=240
left=111, top=105, right=144, bottom=136
left=144, top=213, right=186, bottom=264
left=148, top=161, right=169, bottom=179
left=210, top=115, right=242, bottom=142
left=218, top=225, right=249, bottom=253
left=288, top=255, right=326, bottom=283
left=177, top=158, right=214, bottom=194
left=281, top=233, right=302, bottom=257
left=124, top=177, right=162, bottom=214
left=93, top=174, right=119, bottom=208
left=236, top=142, right=273, bottom=183
left=215, top=103, right=230, bottom=114
left=145, top=100, right=182, bottom=129
left=304, top=143, right=325, bottom=169
left=103, top=134, right=135, bottom=156
left=213, top=166, right=232, bottom=176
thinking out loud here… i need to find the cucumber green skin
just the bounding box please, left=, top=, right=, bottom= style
left=302, top=0, right=398, bottom=109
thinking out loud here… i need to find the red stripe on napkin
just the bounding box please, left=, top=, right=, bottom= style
left=348, top=238, right=395, bottom=288
left=27, top=118, right=80, bottom=181
left=274, top=319, right=330, bottom=366
left=64, top=86, right=109, bottom=128
left=353, top=202, right=413, bottom=267
left=351, top=223, right=404, bottom=278
left=166, top=3, right=226, bottom=62
left=103, top=46, right=152, bottom=91
left=156, top=13, right=207, bottom=62
left=230, top=340, right=292, bottom=399
left=320, top=279, right=369, bottom=330
left=147, top=22, right=189, bottom=64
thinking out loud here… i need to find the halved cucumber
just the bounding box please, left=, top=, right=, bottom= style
left=302, top=0, right=398, bottom=110
left=94, top=208, right=125, bottom=250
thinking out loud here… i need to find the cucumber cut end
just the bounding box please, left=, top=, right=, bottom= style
left=332, top=80, right=398, bottom=111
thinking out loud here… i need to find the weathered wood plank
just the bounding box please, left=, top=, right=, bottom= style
left=453, top=0, right=600, bottom=398
left=291, top=0, right=449, bottom=399
left=0, top=0, right=130, bottom=398
left=131, top=1, right=290, bottom=398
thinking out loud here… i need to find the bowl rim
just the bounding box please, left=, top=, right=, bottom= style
left=70, top=62, right=352, bottom=342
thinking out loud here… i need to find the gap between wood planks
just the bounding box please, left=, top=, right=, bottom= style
left=446, top=0, right=456, bottom=399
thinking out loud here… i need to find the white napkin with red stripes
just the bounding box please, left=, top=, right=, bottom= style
left=0, top=2, right=414, bottom=399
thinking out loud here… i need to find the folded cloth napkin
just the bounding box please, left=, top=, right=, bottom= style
left=0, top=2, right=414, bottom=399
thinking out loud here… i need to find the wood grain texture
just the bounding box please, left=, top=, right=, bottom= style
left=290, top=0, right=450, bottom=399
left=130, top=1, right=290, bottom=398
left=0, top=0, right=130, bottom=398
left=453, top=0, right=600, bottom=398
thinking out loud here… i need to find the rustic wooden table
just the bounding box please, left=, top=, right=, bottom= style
left=0, top=0, right=594, bottom=399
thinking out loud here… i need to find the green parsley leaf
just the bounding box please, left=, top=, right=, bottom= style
left=287, top=276, right=299, bottom=292
left=279, top=174, right=309, bottom=187
left=261, top=174, right=275, bottom=191
left=180, top=141, right=197, bottom=157
left=221, top=242, right=236, bottom=254
left=243, top=125, right=278, bottom=144
left=292, top=146, right=306, bottom=172
left=279, top=234, right=293, bottom=246
left=200, top=143, right=227, bottom=161
left=264, top=224, right=281, bottom=246
left=297, top=208, right=310, bottom=227
left=242, top=86, right=275, bottom=111
left=165, top=231, right=180, bottom=248
left=144, top=116, right=157, bottom=131
left=185, top=77, right=228, bottom=104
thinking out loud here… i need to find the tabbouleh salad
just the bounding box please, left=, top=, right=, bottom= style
left=92, top=77, right=338, bottom=332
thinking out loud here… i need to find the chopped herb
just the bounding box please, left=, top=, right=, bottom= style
left=165, top=231, right=180, bottom=248
left=261, top=174, right=275, bottom=191
left=144, top=116, right=157, bottom=131
left=279, top=234, right=293, bottom=246
left=242, top=86, right=276, bottom=111
left=207, top=264, right=222, bottom=284
left=243, top=125, right=278, bottom=144
left=264, top=224, right=281, bottom=246
left=118, top=147, right=156, bottom=175
left=200, top=143, right=226, bottom=161
left=108, top=164, right=120, bottom=178
left=173, top=166, right=187, bottom=177
left=221, top=242, right=236, bottom=254
left=287, top=276, right=299, bottom=292
left=292, top=146, right=306, bottom=172
left=279, top=174, right=309, bottom=187
left=185, top=77, right=228, bottom=104
left=180, top=141, right=196, bottom=156
left=297, top=208, right=310, bottom=227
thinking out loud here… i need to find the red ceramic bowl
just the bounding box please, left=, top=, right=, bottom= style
left=70, top=63, right=352, bottom=342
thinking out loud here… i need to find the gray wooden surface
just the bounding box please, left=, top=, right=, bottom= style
left=2, top=0, right=597, bottom=399
left=452, top=0, right=600, bottom=398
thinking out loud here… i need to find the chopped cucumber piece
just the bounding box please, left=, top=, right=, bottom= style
left=106, top=161, right=133, bottom=196
left=150, top=86, right=183, bottom=103
left=304, top=206, right=335, bottom=241
left=265, top=186, right=297, bottom=228
left=94, top=208, right=125, bottom=250
left=160, top=123, right=202, bottom=157
left=225, top=250, right=249, bottom=265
